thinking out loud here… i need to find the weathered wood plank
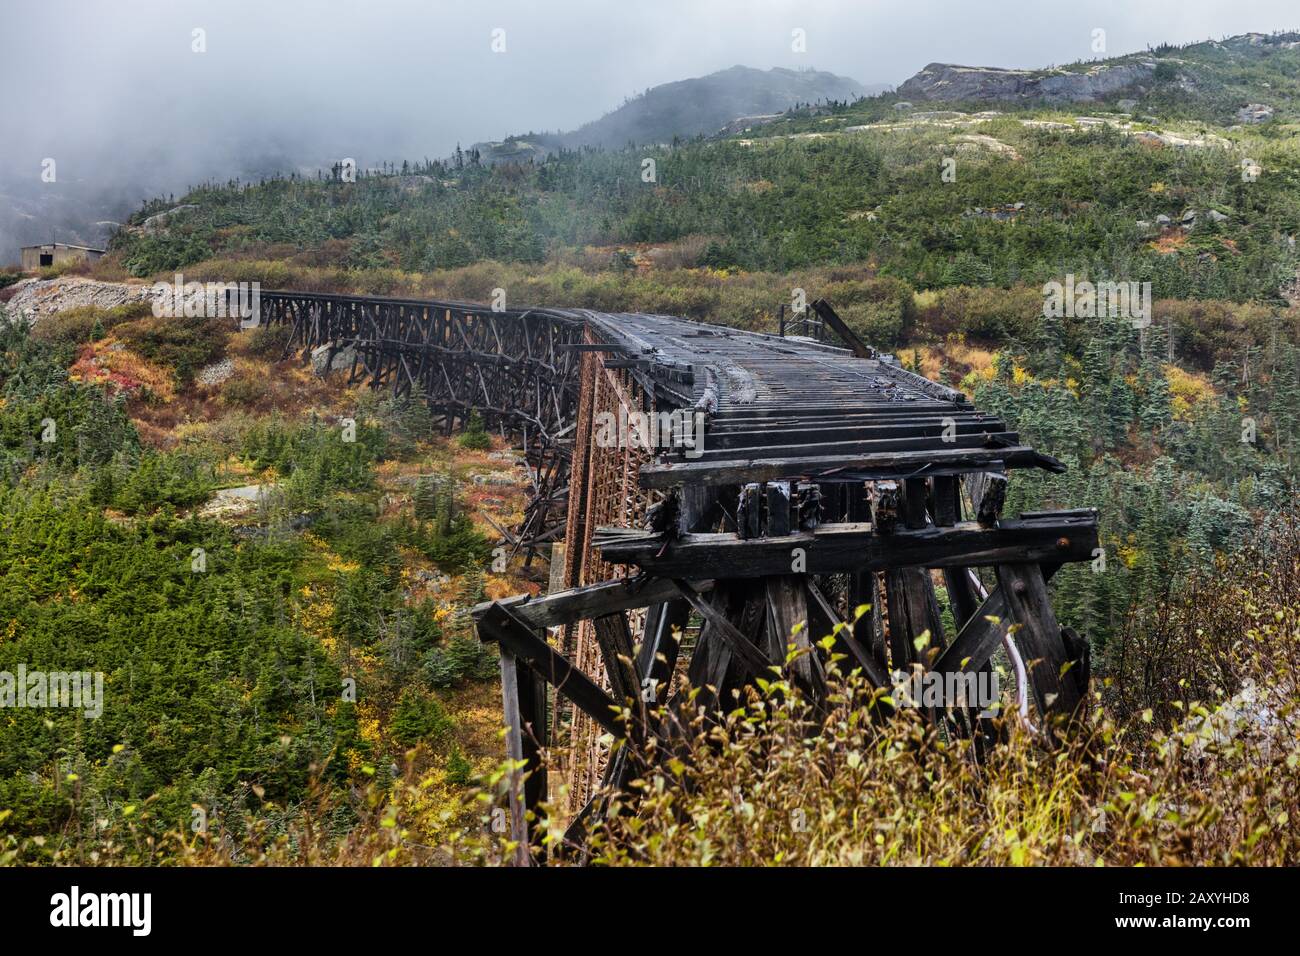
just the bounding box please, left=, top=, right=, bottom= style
left=499, top=651, right=547, bottom=866
left=596, top=514, right=1099, bottom=579
left=765, top=575, right=813, bottom=684
left=672, top=580, right=772, bottom=678
left=806, top=580, right=890, bottom=689
left=477, top=603, right=622, bottom=736
left=640, top=445, right=1062, bottom=489
left=473, top=577, right=715, bottom=630
left=996, top=562, right=1084, bottom=718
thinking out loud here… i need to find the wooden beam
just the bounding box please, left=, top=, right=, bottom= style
left=473, top=577, right=714, bottom=630
left=688, top=431, right=1022, bottom=464
left=806, top=580, right=890, bottom=689
left=477, top=603, right=623, bottom=736
left=930, top=562, right=1065, bottom=680
left=592, top=612, right=641, bottom=706
left=596, top=514, right=1099, bottom=579
left=499, top=650, right=547, bottom=866
left=636, top=599, right=690, bottom=705
left=765, top=575, right=814, bottom=684
left=640, top=445, right=1061, bottom=489
left=996, top=562, right=1084, bottom=718
left=672, top=580, right=772, bottom=678
left=934, top=476, right=982, bottom=629
left=809, top=298, right=876, bottom=360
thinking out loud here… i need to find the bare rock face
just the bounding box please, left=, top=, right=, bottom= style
left=1236, top=103, right=1274, bottom=124
left=3, top=277, right=154, bottom=325
left=898, top=59, right=1157, bottom=104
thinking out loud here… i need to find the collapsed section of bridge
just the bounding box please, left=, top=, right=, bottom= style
left=258, top=290, right=1098, bottom=864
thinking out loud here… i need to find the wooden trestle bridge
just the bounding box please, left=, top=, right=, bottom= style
left=257, top=289, right=1098, bottom=864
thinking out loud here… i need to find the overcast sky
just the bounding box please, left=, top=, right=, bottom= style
left=1, top=0, right=1297, bottom=248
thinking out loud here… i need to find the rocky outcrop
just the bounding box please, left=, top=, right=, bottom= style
left=898, top=59, right=1157, bottom=104
left=1236, top=103, right=1274, bottom=124
left=2, top=277, right=154, bottom=325
left=139, top=204, right=199, bottom=234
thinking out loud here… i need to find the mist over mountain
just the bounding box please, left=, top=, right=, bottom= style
left=0, top=64, right=881, bottom=266
left=567, top=65, right=880, bottom=147
left=473, top=65, right=878, bottom=162
left=4, top=0, right=1298, bottom=266
left=472, top=66, right=881, bottom=164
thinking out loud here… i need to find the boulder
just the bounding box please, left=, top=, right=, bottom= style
left=311, top=342, right=358, bottom=377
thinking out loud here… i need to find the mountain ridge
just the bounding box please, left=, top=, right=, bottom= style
left=475, top=65, right=883, bottom=163
left=895, top=30, right=1300, bottom=118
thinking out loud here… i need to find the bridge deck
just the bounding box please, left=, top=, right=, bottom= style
left=560, top=309, right=1057, bottom=488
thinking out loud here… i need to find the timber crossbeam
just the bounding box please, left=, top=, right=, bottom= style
left=593, top=512, right=1099, bottom=578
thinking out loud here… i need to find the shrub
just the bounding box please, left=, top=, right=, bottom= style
left=457, top=410, right=491, bottom=450
left=423, top=634, right=499, bottom=688
left=445, top=747, right=473, bottom=785
left=219, top=368, right=271, bottom=407
left=115, top=314, right=228, bottom=385
left=240, top=322, right=292, bottom=359
left=392, top=689, right=455, bottom=747
left=30, top=302, right=152, bottom=348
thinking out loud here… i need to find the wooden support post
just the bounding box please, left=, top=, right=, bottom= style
left=766, top=481, right=792, bottom=536
left=765, top=575, right=815, bottom=686
left=673, top=580, right=772, bottom=678
left=796, top=482, right=822, bottom=531
left=995, top=562, right=1084, bottom=719
left=636, top=599, right=690, bottom=706
left=933, top=476, right=981, bottom=629
left=592, top=612, right=641, bottom=711
left=499, top=650, right=548, bottom=866
left=869, top=480, right=900, bottom=534
left=969, top=472, right=1009, bottom=527
left=739, top=483, right=762, bottom=539
left=845, top=481, right=882, bottom=665
left=884, top=479, right=947, bottom=672
left=806, top=579, right=890, bottom=690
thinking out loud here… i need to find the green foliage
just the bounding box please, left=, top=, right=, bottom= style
left=457, top=410, right=491, bottom=450
left=241, top=322, right=292, bottom=359
left=402, top=476, right=492, bottom=574
left=970, top=311, right=1298, bottom=658
left=444, top=746, right=473, bottom=785
left=391, top=689, right=454, bottom=747
left=121, top=229, right=214, bottom=278
left=241, top=415, right=387, bottom=505
left=107, top=101, right=1300, bottom=306
left=100, top=448, right=217, bottom=514
left=0, top=486, right=354, bottom=838
left=0, top=318, right=139, bottom=481
left=29, top=302, right=152, bottom=349
left=423, top=634, right=498, bottom=688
